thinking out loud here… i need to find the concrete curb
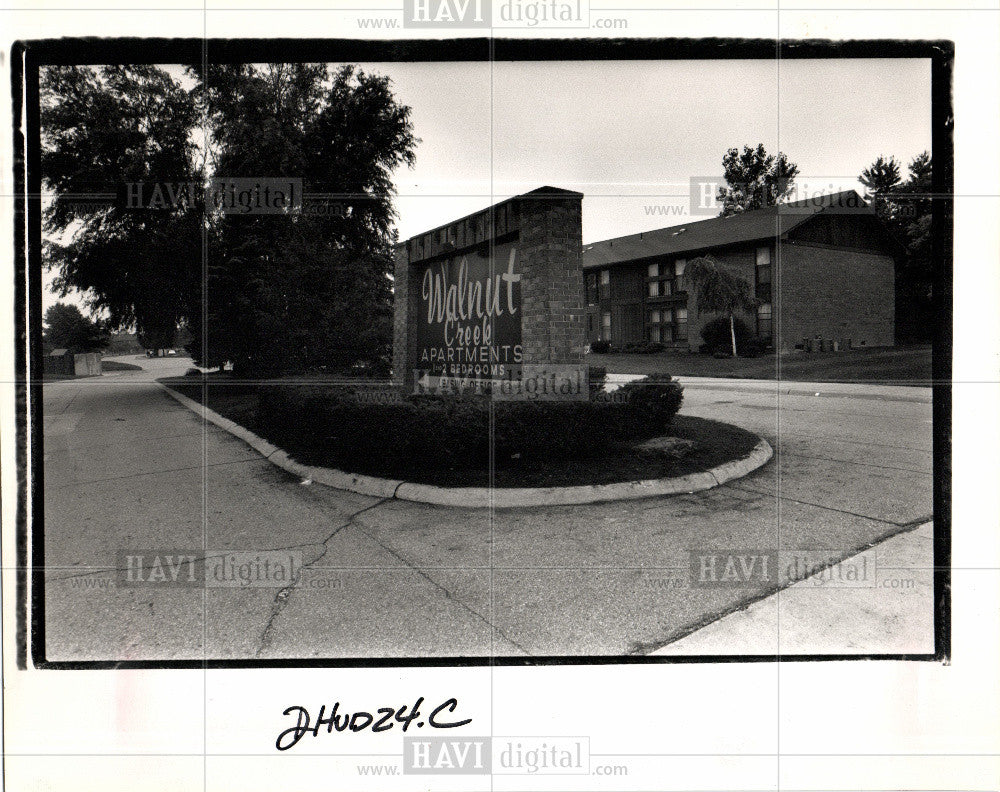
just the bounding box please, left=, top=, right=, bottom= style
left=160, top=382, right=773, bottom=508
left=682, top=383, right=932, bottom=404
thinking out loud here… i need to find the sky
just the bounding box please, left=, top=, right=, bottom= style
left=43, top=57, right=932, bottom=317
left=376, top=58, right=932, bottom=243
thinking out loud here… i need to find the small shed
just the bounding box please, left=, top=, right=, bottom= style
left=42, top=349, right=103, bottom=377
left=43, top=349, right=75, bottom=376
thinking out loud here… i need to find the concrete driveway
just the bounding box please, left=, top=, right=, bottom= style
left=41, top=356, right=934, bottom=660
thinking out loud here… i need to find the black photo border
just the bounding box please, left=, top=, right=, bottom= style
left=10, top=36, right=953, bottom=670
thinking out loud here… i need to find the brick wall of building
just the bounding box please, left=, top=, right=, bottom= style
left=777, top=241, right=895, bottom=349
left=584, top=236, right=894, bottom=353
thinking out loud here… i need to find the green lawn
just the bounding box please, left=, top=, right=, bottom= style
left=589, top=344, right=932, bottom=385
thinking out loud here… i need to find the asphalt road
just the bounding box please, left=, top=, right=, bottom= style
left=41, top=356, right=934, bottom=660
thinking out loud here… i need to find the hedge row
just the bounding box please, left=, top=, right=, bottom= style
left=251, top=375, right=683, bottom=475
left=590, top=340, right=667, bottom=355
left=590, top=318, right=769, bottom=357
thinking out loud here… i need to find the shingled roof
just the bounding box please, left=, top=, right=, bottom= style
left=582, top=190, right=872, bottom=269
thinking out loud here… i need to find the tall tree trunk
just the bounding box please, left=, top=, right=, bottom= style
left=729, top=313, right=738, bottom=358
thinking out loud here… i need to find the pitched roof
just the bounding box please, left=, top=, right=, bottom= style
left=582, top=190, right=872, bottom=269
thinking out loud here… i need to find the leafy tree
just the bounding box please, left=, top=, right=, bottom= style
left=40, top=65, right=202, bottom=349
left=700, top=315, right=757, bottom=357
left=717, top=144, right=799, bottom=216
left=41, top=62, right=417, bottom=377
left=859, top=155, right=902, bottom=221
left=898, top=153, right=933, bottom=259
left=859, top=151, right=933, bottom=342
left=43, top=302, right=110, bottom=353
left=686, top=256, right=759, bottom=357
left=187, top=64, right=417, bottom=375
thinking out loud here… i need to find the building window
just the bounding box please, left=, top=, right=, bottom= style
left=646, top=261, right=663, bottom=298
left=599, top=269, right=610, bottom=300
left=601, top=311, right=611, bottom=341
left=649, top=278, right=673, bottom=297
left=675, top=307, right=688, bottom=341
left=585, top=273, right=598, bottom=305
left=647, top=258, right=685, bottom=299
left=675, top=259, right=687, bottom=292
left=648, top=308, right=672, bottom=343
left=647, top=262, right=660, bottom=297
left=757, top=303, right=772, bottom=340
left=755, top=246, right=772, bottom=302
left=755, top=247, right=772, bottom=341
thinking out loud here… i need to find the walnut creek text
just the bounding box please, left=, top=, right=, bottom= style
left=420, top=249, right=522, bottom=377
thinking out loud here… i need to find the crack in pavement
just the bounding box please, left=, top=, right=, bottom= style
left=255, top=498, right=392, bottom=657
left=51, top=531, right=363, bottom=582
left=724, top=481, right=929, bottom=526
left=779, top=449, right=932, bottom=475
left=57, top=385, right=81, bottom=415
left=341, top=516, right=533, bottom=657
left=47, top=456, right=263, bottom=489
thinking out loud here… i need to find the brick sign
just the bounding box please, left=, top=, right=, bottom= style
left=415, top=240, right=522, bottom=383
left=394, top=187, right=585, bottom=392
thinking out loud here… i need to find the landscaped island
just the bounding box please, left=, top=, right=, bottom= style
left=161, top=371, right=761, bottom=489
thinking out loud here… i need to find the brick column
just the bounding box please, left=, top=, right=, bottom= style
left=391, top=242, right=415, bottom=387
left=517, top=190, right=585, bottom=364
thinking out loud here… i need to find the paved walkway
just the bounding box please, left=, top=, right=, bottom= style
left=654, top=522, right=934, bottom=655
left=41, top=356, right=935, bottom=660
